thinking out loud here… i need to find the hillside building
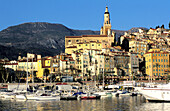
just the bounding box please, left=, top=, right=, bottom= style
left=144, top=49, right=169, bottom=78
left=65, top=6, right=115, bottom=54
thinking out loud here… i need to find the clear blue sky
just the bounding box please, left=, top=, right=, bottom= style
left=0, top=0, right=170, bottom=31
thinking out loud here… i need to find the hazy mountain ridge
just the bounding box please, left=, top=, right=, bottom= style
left=0, top=22, right=146, bottom=60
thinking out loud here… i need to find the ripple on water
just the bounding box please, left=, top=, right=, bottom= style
left=0, top=96, right=170, bottom=111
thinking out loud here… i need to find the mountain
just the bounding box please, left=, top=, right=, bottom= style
left=0, top=22, right=99, bottom=60
left=0, top=22, right=147, bottom=60
left=0, top=45, right=27, bottom=60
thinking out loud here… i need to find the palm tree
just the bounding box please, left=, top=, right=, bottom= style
left=156, top=63, right=159, bottom=80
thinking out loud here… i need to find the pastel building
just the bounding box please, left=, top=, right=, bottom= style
left=144, top=49, right=169, bottom=77
left=65, top=6, right=115, bottom=54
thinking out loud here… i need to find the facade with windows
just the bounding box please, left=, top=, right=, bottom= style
left=144, top=49, right=169, bottom=77
left=65, top=6, right=115, bottom=54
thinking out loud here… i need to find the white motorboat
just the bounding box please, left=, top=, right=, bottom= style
left=106, top=91, right=119, bottom=97
left=93, top=91, right=107, bottom=97
left=137, top=83, right=170, bottom=102
left=26, top=93, right=38, bottom=100
left=15, top=94, right=26, bottom=100
left=117, top=90, right=131, bottom=96
left=36, top=93, right=60, bottom=101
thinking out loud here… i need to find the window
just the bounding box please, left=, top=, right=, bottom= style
left=79, top=45, right=81, bottom=46
left=86, top=44, right=88, bottom=46
left=76, top=40, right=79, bottom=42
left=98, top=44, right=100, bottom=46
left=153, top=59, right=155, bottom=62
left=92, top=44, right=94, bottom=46
left=68, top=40, right=71, bottom=42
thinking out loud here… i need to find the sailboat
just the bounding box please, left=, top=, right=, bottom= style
left=15, top=57, right=29, bottom=100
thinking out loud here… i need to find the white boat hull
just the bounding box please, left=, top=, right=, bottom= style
left=15, top=94, right=26, bottom=100
left=141, top=88, right=170, bottom=102
left=36, top=96, right=60, bottom=101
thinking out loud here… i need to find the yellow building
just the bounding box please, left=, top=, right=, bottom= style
left=144, top=49, right=169, bottom=77
left=65, top=6, right=115, bottom=54
left=17, top=53, right=39, bottom=78
left=37, top=56, right=52, bottom=78
left=147, top=28, right=158, bottom=35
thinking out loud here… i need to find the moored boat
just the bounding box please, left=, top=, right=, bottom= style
left=137, top=83, right=170, bottom=102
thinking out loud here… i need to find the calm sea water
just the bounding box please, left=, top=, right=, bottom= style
left=0, top=96, right=170, bottom=111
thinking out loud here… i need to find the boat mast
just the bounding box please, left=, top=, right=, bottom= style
left=32, top=56, right=34, bottom=84
left=103, top=67, right=104, bottom=89
left=26, top=56, right=28, bottom=93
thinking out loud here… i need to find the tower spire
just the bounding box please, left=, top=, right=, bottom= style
left=105, top=6, right=109, bottom=13
left=100, top=6, right=111, bottom=35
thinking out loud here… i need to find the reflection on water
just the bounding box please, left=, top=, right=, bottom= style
left=0, top=96, right=170, bottom=111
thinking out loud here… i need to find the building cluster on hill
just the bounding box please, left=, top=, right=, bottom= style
left=1, top=6, right=170, bottom=83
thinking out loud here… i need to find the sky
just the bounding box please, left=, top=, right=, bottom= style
left=0, top=0, right=170, bottom=31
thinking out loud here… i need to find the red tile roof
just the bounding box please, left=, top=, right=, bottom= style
left=66, top=36, right=82, bottom=38
left=66, top=46, right=77, bottom=48
left=4, top=63, right=18, bottom=65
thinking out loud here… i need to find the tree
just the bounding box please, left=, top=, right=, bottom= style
left=155, top=25, right=160, bottom=29
left=0, top=64, right=5, bottom=83
left=166, top=75, right=170, bottom=83
left=161, top=24, right=165, bottom=29
left=44, top=69, right=50, bottom=83
left=15, top=70, right=27, bottom=83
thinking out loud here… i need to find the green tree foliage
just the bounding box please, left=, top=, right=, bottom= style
left=161, top=24, right=165, bottom=29
left=44, top=69, right=50, bottom=83
left=155, top=25, right=160, bottom=29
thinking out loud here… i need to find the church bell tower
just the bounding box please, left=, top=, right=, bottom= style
left=100, top=6, right=112, bottom=36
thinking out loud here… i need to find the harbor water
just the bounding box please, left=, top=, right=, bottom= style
left=0, top=96, right=170, bottom=111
